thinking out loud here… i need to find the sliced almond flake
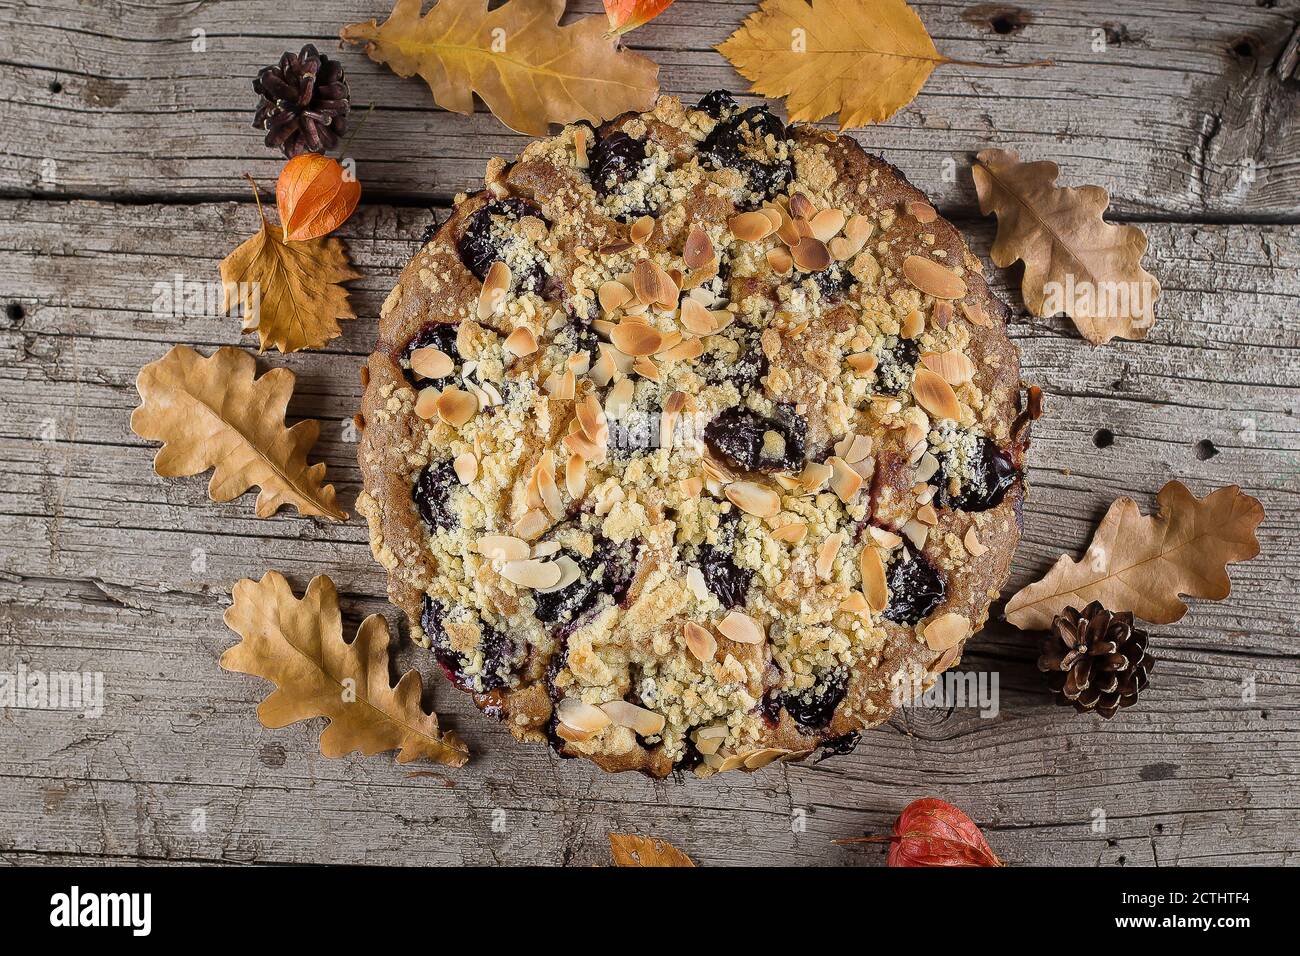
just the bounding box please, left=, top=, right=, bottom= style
left=901, top=519, right=929, bottom=551
left=708, top=310, right=735, bottom=333
left=604, top=377, right=636, bottom=420
left=563, top=429, right=606, bottom=464
left=906, top=200, right=938, bottom=224
left=601, top=342, right=635, bottom=375
left=923, top=612, right=970, bottom=651
left=679, top=297, right=714, bottom=335
left=632, top=259, right=678, bottom=309
left=610, top=321, right=664, bottom=357
left=477, top=260, right=511, bottom=320
left=536, top=555, right=581, bottom=594
left=512, top=508, right=550, bottom=541
left=916, top=503, right=939, bottom=526
left=701, top=458, right=733, bottom=484
left=725, top=481, right=781, bottom=518
left=576, top=393, right=607, bottom=441
left=868, top=526, right=903, bottom=549
left=828, top=456, right=863, bottom=503
left=743, top=748, right=788, bottom=770
left=775, top=205, right=801, bottom=247
left=717, top=610, right=765, bottom=645
left=903, top=255, right=967, bottom=299
left=693, top=725, right=726, bottom=755
left=766, top=247, right=793, bottom=275
left=861, top=546, right=889, bottom=612
left=683, top=225, right=716, bottom=270
left=565, top=454, right=586, bottom=499
left=809, top=208, right=846, bottom=243
left=847, top=351, right=878, bottom=374
left=537, top=455, right=564, bottom=520
left=632, top=355, right=660, bottom=381
left=477, top=534, right=530, bottom=561
left=501, top=557, right=563, bottom=590
left=961, top=301, right=994, bottom=327
left=901, top=309, right=925, bottom=339
left=788, top=192, right=815, bottom=219
left=660, top=390, right=686, bottom=449
left=531, top=540, right=561, bottom=558
left=845, top=214, right=874, bottom=245
left=770, top=521, right=808, bottom=543
left=915, top=486, right=935, bottom=506
left=465, top=382, right=492, bottom=409
left=964, top=527, right=989, bottom=557
left=679, top=476, right=704, bottom=499
left=555, top=368, right=577, bottom=401
left=791, top=236, right=832, bottom=272
left=921, top=350, right=975, bottom=386
left=686, top=566, right=710, bottom=602
left=599, top=239, right=633, bottom=255
left=816, top=532, right=846, bottom=580
left=851, top=455, right=876, bottom=480
left=414, top=386, right=440, bottom=420
left=572, top=128, right=590, bottom=169
left=684, top=622, right=717, bottom=663
left=658, top=338, right=705, bottom=362
left=774, top=474, right=803, bottom=492
left=593, top=317, right=618, bottom=338
left=728, top=211, right=777, bottom=242
left=502, top=327, right=537, bottom=358
left=840, top=591, right=870, bottom=614
left=589, top=346, right=617, bottom=386
left=601, top=700, right=665, bottom=737
left=630, top=215, right=655, bottom=246
left=933, top=300, right=954, bottom=329
left=410, top=346, right=454, bottom=380
left=556, top=698, right=610, bottom=737
left=453, top=452, right=478, bottom=484
left=758, top=205, right=784, bottom=231
left=845, top=433, right=874, bottom=464
left=436, top=387, right=478, bottom=428
left=598, top=279, right=632, bottom=314
left=912, top=368, right=961, bottom=422
left=800, top=461, right=833, bottom=493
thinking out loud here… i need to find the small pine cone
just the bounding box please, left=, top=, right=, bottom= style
left=1037, top=601, right=1154, bottom=719
left=252, top=44, right=350, bottom=158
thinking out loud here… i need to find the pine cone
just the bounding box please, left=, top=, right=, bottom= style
left=1037, top=601, right=1153, bottom=719
left=252, top=44, right=350, bottom=158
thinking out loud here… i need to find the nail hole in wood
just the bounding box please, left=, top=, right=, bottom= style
left=1230, top=37, right=1257, bottom=59
left=1195, top=439, right=1218, bottom=460
left=1093, top=428, right=1115, bottom=448
left=6, top=304, right=24, bottom=321
left=48, top=80, right=63, bottom=94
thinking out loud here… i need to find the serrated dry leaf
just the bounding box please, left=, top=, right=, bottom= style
left=222, top=571, right=469, bottom=766
left=609, top=833, right=695, bottom=867
left=220, top=177, right=360, bottom=353
left=1005, top=482, right=1263, bottom=630
left=717, top=0, right=946, bottom=128
left=341, top=0, right=659, bottom=137
left=972, top=148, right=1161, bottom=344
left=131, top=345, right=347, bottom=520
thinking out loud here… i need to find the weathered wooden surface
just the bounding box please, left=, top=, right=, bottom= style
left=1, top=0, right=1299, bottom=867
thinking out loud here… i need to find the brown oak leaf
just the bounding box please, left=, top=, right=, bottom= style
left=972, top=148, right=1161, bottom=344
left=220, top=177, right=360, bottom=353
left=1005, top=482, right=1263, bottom=630
left=341, top=0, right=660, bottom=137
left=131, top=345, right=346, bottom=520
left=609, top=833, right=695, bottom=867
left=222, top=572, right=469, bottom=767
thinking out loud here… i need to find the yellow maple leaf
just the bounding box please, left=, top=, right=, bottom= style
left=222, top=572, right=469, bottom=767
left=717, top=0, right=948, bottom=128
left=341, top=0, right=660, bottom=137
left=131, top=345, right=347, bottom=520
left=608, top=833, right=696, bottom=867
left=220, top=178, right=360, bottom=354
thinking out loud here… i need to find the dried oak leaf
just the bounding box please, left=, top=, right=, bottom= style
left=340, top=0, right=660, bottom=137
left=972, top=148, right=1161, bottom=344
left=131, top=345, right=346, bottom=520
left=220, top=178, right=360, bottom=353
left=609, top=833, right=695, bottom=867
left=1005, top=481, right=1263, bottom=630
left=222, top=571, right=469, bottom=767
left=717, top=0, right=947, bottom=128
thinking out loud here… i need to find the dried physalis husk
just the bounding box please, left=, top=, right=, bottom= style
left=906, top=200, right=937, bottom=224
left=453, top=452, right=478, bottom=484
left=410, top=346, right=454, bottom=380
left=725, top=481, right=781, bottom=518
left=912, top=368, right=961, bottom=422
left=503, top=327, right=538, bottom=358
left=684, top=622, right=717, bottom=663
left=728, top=211, right=777, bottom=242
left=922, top=612, right=969, bottom=651
left=611, top=321, right=664, bottom=357
left=903, top=255, right=967, bottom=300
left=436, top=387, right=478, bottom=427
left=921, top=350, right=974, bottom=386
left=964, top=527, right=989, bottom=557
left=601, top=700, right=665, bottom=736
left=478, top=260, right=511, bottom=319
left=791, top=236, right=832, bottom=272
left=859, top=546, right=888, bottom=611
left=683, top=225, right=716, bottom=270
left=630, top=215, right=655, bottom=246
left=809, top=208, right=845, bottom=243
left=717, top=610, right=765, bottom=645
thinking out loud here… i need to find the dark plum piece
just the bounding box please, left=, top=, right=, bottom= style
left=456, top=197, right=549, bottom=294
left=882, top=550, right=947, bottom=626
left=810, top=263, right=853, bottom=303
left=776, top=667, right=850, bottom=731
left=699, top=106, right=794, bottom=211
left=814, top=731, right=861, bottom=762
left=696, top=89, right=739, bottom=119
left=413, top=458, right=461, bottom=532
left=533, top=535, right=640, bottom=631
left=420, top=595, right=521, bottom=693
left=932, top=435, right=1020, bottom=512
left=588, top=130, right=647, bottom=196
left=875, top=336, right=920, bottom=393
left=695, top=510, right=753, bottom=609
left=697, top=329, right=767, bottom=394
left=703, top=403, right=807, bottom=473
left=402, top=322, right=460, bottom=390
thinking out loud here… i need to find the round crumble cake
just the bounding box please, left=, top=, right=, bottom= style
left=356, top=92, right=1033, bottom=777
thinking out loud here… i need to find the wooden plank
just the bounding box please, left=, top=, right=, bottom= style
left=1, top=0, right=1298, bottom=218
left=1, top=196, right=1298, bottom=864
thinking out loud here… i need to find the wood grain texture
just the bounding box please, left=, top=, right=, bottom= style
left=1, top=189, right=1297, bottom=865
left=1, top=1, right=1299, bottom=219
